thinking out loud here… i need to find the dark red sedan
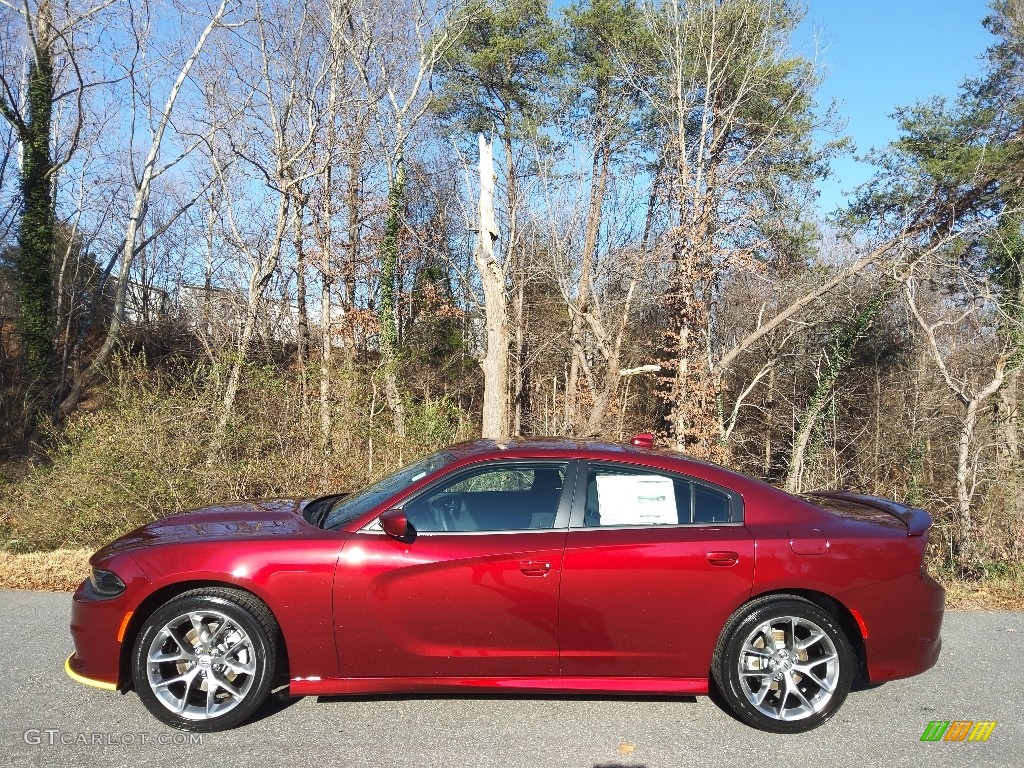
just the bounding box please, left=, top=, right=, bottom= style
left=66, top=435, right=944, bottom=733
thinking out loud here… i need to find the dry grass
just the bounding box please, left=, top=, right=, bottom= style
left=0, top=548, right=91, bottom=591
left=942, top=574, right=1024, bottom=611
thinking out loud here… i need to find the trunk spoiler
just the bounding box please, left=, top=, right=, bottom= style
left=807, top=490, right=932, bottom=537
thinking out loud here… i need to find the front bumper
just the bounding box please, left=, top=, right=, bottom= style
left=68, top=556, right=148, bottom=691
left=64, top=653, right=116, bottom=691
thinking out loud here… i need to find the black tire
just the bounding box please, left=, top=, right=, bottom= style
left=712, top=595, right=853, bottom=733
left=131, top=588, right=279, bottom=731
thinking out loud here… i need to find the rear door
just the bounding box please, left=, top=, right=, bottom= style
left=558, top=461, right=754, bottom=678
left=334, top=460, right=575, bottom=678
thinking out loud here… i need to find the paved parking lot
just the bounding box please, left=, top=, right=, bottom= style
left=1, top=589, right=1019, bottom=767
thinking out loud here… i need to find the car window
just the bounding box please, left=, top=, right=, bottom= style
left=694, top=484, right=731, bottom=523
left=583, top=465, right=733, bottom=527
left=404, top=462, right=567, bottom=532
left=446, top=468, right=535, bottom=493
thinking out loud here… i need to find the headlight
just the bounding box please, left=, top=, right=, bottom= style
left=89, top=568, right=126, bottom=597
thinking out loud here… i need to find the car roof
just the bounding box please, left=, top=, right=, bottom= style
left=443, top=437, right=733, bottom=474
left=439, top=437, right=792, bottom=501
left=445, top=437, right=645, bottom=458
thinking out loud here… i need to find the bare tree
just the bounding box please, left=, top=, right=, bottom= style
left=311, top=0, right=343, bottom=453
left=340, top=0, right=474, bottom=437
left=631, top=0, right=841, bottom=456
left=0, top=0, right=117, bottom=427
left=204, top=0, right=330, bottom=438
left=58, top=0, right=236, bottom=415
left=904, top=257, right=1021, bottom=568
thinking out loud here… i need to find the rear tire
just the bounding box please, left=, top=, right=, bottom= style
left=712, top=596, right=853, bottom=733
left=131, top=588, right=279, bottom=731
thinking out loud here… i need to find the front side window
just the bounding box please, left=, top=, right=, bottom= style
left=403, top=462, right=568, bottom=532
left=582, top=465, right=734, bottom=527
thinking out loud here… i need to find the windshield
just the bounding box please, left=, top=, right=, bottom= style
left=320, top=450, right=456, bottom=529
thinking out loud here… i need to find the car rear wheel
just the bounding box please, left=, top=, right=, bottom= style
left=131, top=588, right=279, bottom=731
left=712, top=596, right=853, bottom=733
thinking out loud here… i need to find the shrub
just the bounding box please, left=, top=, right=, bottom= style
left=0, top=359, right=466, bottom=551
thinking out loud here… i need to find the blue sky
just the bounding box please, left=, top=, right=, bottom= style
left=795, top=0, right=999, bottom=213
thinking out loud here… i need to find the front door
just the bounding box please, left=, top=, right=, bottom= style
left=334, top=460, right=574, bottom=678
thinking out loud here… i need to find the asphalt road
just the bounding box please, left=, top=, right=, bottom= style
left=0, top=590, right=1020, bottom=768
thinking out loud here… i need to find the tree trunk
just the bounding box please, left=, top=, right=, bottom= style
left=343, top=138, right=362, bottom=347
left=955, top=396, right=982, bottom=568
left=997, top=368, right=1019, bottom=460
left=293, top=196, right=309, bottom=404
left=215, top=193, right=291, bottom=438
left=667, top=243, right=715, bottom=454
left=380, top=154, right=407, bottom=438
left=294, top=202, right=309, bottom=363
left=953, top=368, right=1004, bottom=570
left=565, top=138, right=610, bottom=434
left=319, top=161, right=333, bottom=454
left=9, top=2, right=55, bottom=432
left=320, top=270, right=333, bottom=452
left=512, top=280, right=525, bottom=436
left=785, top=295, right=886, bottom=491
left=785, top=363, right=828, bottom=493
left=583, top=275, right=638, bottom=437
left=474, top=134, right=509, bottom=438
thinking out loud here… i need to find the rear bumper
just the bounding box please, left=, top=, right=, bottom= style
left=840, top=570, right=945, bottom=683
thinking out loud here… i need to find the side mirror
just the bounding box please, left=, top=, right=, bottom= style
left=379, top=509, right=412, bottom=540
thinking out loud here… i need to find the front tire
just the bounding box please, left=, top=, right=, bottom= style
left=712, top=596, right=853, bottom=733
left=131, top=588, right=279, bottom=731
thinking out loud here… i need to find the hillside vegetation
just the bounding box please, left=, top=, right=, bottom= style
left=1, top=0, right=1022, bottom=594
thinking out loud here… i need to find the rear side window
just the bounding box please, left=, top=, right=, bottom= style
left=581, top=464, right=736, bottom=527
left=694, top=485, right=731, bottom=523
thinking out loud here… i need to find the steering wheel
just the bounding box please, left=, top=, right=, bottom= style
left=427, top=494, right=460, bottom=532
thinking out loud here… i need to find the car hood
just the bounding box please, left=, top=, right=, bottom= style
left=92, top=499, right=314, bottom=560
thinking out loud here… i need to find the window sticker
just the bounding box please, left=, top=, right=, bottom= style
left=595, top=474, right=678, bottom=526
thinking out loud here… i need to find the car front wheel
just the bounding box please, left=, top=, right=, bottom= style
left=712, top=596, right=854, bottom=733
left=131, top=588, right=279, bottom=731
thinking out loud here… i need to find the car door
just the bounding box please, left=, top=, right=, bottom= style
left=558, top=461, right=754, bottom=678
left=333, top=459, right=575, bottom=679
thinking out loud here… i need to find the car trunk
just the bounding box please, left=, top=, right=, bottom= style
left=802, top=490, right=932, bottom=536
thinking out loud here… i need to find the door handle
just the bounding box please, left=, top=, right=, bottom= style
left=706, top=551, right=739, bottom=566
left=519, top=560, right=552, bottom=576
